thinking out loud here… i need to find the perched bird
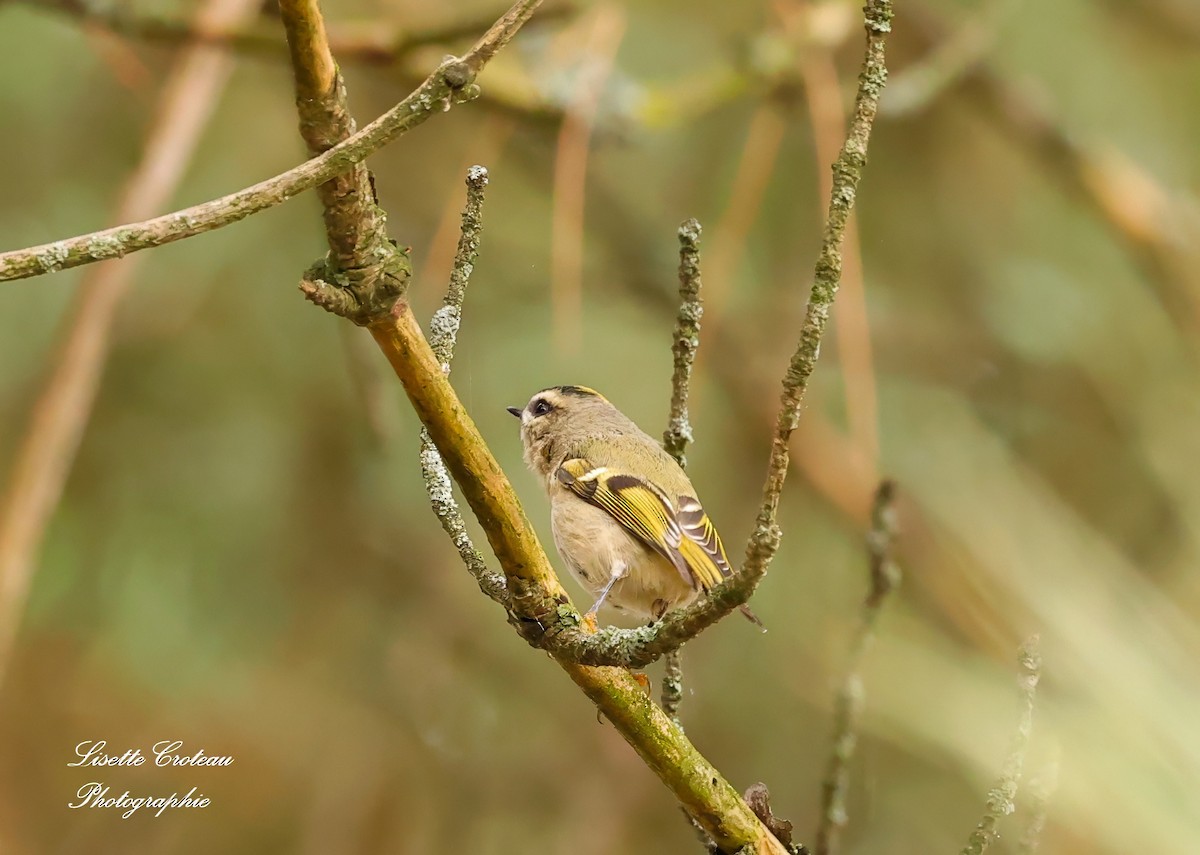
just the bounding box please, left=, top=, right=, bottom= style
left=508, top=385, right=752, bottom=623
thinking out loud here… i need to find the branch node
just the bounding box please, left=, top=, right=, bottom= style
left=298, top=247, right=410, bottom=325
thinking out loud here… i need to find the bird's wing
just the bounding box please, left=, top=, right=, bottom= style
left=556, top=457, right=731, bottom=590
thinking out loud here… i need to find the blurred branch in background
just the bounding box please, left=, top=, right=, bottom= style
left=0, top=0, right=258, bottom=688
left=883, top=0, right=1018, bottom=118
left=1098, top=0, right=1200, bottom=46
left=29, top=0, right=574, bottom=67
left=898, top=2, right=1200, bottom=339
left=550, top=4, right=626, bottom=356
left=961, top=636, right=1043, bottom=855
left=815, top=479, right=900, bottom=855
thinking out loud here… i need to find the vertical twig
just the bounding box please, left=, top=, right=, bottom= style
left=664, top=218, right=704, bottom=466
left=815, top=479, right=900, bottom=855
left=0, top=0, right=257, bottom=688
left=661, top=217, right=705, bottom=728
left=421, top=166, right=508, bottom=605
left=661, top=650, right=685, bottom=729
left=960, top=635, right=1043, bottom=855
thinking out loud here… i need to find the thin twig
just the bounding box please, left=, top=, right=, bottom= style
left=660, top=218, right=705, bottom=728
left=794, top=1, right=879, bottom=475
left=420, top=167, right=508, bottom=605
left=657, top=218, right=700, bottom=730
left=663, top=218, right=703, bottom=467
left=815, top=480, right=900, bottom=855
left=961, top=635, right=1043, bottom=855
left=660, top=649, right=685, bottom=729
left=0, top=0, right=258, bottom=687
left=541, top=0, right=893, bottom=668
left=0, top=0, right=543, bottom=284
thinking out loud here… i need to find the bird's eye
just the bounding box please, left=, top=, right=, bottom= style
left=532, top=399, right=552, bottom=416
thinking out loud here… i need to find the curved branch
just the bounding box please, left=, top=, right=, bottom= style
left=0, top=0, right=541, bottom=283
left=541, top=0, right=894, bottom=668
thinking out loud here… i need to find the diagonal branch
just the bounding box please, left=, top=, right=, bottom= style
left=0, top=0, right=541, bottom=284
left=538, top=0, right=894, bottom=669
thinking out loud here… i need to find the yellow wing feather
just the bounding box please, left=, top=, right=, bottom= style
left=556, top=458, right=731, bottom=591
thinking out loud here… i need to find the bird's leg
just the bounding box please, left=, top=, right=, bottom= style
left=585, top=560, right=627, bottom=618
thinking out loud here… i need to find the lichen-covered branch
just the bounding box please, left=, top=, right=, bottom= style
left=660, top=649, right=685, bottom=728
left=419, top=167, right=507, bottom=605
left=659, top=216, right=706, bottom=728
left=0, top=1, right=539, bottom=284
left=541, top=0, right=893, bottom=669
left=663, top=217, right=703, bottom=467
left=815, top=480, right=900, bottom=855
left=961, top=635, right=1043, bottom=855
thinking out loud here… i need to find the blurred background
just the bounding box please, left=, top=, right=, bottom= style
left=1, top=0, right=1199, bottom=851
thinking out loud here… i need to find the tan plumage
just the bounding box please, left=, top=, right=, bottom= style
left=508, top=385, right=735, bottom=620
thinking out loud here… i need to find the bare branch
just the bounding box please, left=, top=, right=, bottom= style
left=663, top=218, right=703, bottom=466
left=0, top=0, right=542, bottom=284
left=659, top=217, right=706, bottom=728
left=420, top=167, right=508, bottom=605
left=961, top=635, right=1043, bottom=855
left=541, top=0, right=894, bottom=668
left=0, top=0, right=257, bottom=687
left=815, top=479, right=900, bottom=855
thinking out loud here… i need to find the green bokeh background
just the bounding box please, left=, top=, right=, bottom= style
left=1, top=0, right=1199, bottom=852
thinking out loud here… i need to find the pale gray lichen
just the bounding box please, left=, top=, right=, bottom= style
left=428, top=304, right=462, bottom=373
left=35, top=242, right=71, bottom=273
left=86, top=234, right=126, bottom=261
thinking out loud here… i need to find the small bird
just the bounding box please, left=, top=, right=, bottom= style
left=508, top=385, right=751, bottom=623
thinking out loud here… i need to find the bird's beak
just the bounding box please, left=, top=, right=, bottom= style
left=506, top=406, right=522, bottom=418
